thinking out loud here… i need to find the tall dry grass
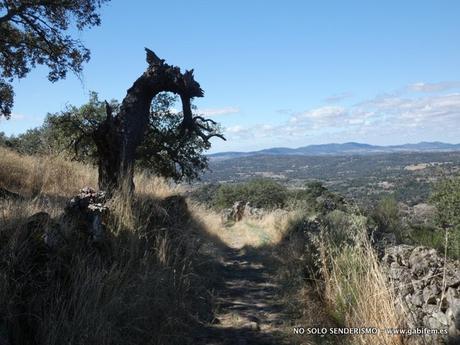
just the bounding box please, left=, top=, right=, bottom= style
left=0, top=147, right=96, bottom=197
left=318, top=212, right=404, bottom=345
left=192, top=204, right=291, bottom=248
left=0, top=148, right=218, bottom=345
left=257, top=206, right=406, bottom=345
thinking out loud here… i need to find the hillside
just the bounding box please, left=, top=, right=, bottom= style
left=208, top=142, right=460, bottom=160
left=202, top=151, right=460, bottom=205
left=1, top=148, right=460, bottom=344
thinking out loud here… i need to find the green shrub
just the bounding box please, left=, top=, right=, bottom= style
left=369, top=196, right=406, bottom=241
left=286, top=181, right=345, bottom=215
left=424, top=176, right=460, bottom=259
left=409, top=224, right=460, bottom=260
left=430, top=176, right=460, bottom=229
left=214, top=178, right=288, bottom=209
left=188, top=183, right=221, bottom=207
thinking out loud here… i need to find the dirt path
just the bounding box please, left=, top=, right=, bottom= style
left=195, top=243, right=294, bottom=345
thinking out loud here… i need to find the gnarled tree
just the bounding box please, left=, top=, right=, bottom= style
left=94, top=48, right=224, bottom=193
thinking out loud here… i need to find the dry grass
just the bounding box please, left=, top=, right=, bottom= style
left=134, top=171, right=183, bottom=198
left=319, top=213, right=404, bottom=345
left=0, top=148, right=408, bottom=345
left=193, top=205, right=291, bottom=248
left=0, top=148, right=218, bottom=345
left=250, top=208, right=406, bottom=345
left=0, top=147, right=96, bottom=197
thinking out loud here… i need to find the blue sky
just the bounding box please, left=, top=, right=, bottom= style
left=1, top=0, right=460, bottom=153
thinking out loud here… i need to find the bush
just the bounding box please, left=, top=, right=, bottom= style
left=285, top=181, right=345, bottom=214
left=430, top=176, right=460, bottom=229
left=213, top=178, right=288, bottom=209
left=318, top=212, right=402, bottom=344
left=188, top=183, right=221, bottom=207
left=427, top=176, right=460, bottom=259
left=369, top=196, right=406, bottom=241
left=323, top=209, right=363, bottom=246
left=409, top=224, right=460, bottom=260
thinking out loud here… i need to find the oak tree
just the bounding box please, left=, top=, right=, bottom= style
left=0, top=0, right=109, bottom=118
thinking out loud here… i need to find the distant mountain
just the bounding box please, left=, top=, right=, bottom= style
left=208, top=142, right=460, bottom=160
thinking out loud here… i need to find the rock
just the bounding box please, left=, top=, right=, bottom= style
left=408, top=246, right=442, bottom=280
left=427, top=315, right=443, bottom=329
left=432, top=311, right=449, bottom=326
left=232, top=201, right=245, bottom=222
left=221, top=208, right=233, bottom=224
left=243, top=202, right=264, bottom=219
left=411, top=291, right=424, bottom=307
left=423, top=284, right=441, bottom=305
left=382, top=244, right=413, bottom=266
left=380, top=244, right=460, bottom=344
left=445, top=264, right=460, bottom=288
left=62, top=187, right=108, bottom=243
left=411, top=203, right=437, bottom=225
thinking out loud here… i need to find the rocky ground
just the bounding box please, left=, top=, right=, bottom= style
left=194, top=246, right=292, bottom=345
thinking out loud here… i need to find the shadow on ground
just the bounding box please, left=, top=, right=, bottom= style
left=193, top=239, right=337, bottom=345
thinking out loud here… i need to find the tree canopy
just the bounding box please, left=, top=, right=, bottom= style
left=430, top=176, right=460, bottom=230
left=214, top=179, right=288, bottom=209
left=2, top=91, right=222, bottom=182
left=0, top=0, right=109, bottom=118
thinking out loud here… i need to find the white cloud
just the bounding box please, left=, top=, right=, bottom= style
left=199, top=106, right=240, bottom=117
left=407, top=81, right=460, bottom=93
left=222, top=88, right=460, bottom=147
left=9, top=113, right=26, bottom=121
left=290, top=106, right=347, bottom=128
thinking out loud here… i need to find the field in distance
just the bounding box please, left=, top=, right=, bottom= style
left=201, top=150, right=460, bottom=206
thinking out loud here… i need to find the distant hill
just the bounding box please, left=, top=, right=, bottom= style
left=208, top=142, right=460, bottom=160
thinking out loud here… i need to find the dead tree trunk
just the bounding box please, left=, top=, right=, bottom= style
left=93, top=48, right=222, bottom=195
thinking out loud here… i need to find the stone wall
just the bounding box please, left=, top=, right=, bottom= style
left=381, top=245, right=460, bottom=344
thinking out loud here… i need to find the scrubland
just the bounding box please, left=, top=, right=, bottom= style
left=2, top=147, right=457, bottom=345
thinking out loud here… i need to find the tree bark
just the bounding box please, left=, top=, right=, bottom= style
left=94, top=48, right=208, bottom=194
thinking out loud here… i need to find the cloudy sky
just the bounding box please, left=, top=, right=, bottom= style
left=1, top=0, right=459, bottom=153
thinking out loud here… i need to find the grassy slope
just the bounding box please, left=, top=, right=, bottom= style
left=0, top=148, right=408, bottom=345
left=0, top=148, right=224, bottom=345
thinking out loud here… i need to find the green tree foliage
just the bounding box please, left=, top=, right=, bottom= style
left=0, top=0, right=109, bottom=118
left=367, top=195, right=407, bottom=241
left=188, top=183, right=221, bottom=206
left=304, top=181, right=327, bottom=198
left=2, top=92, right=221, bottom=182
left=136, top=93, right=216, bottom=181
left=409, top=176, right=460, bottom=259
left=372, top=196, right=401, bottom=234
left=214, top=178, right=288, bottom=209
left=7, top=127, right=45, bottom=154
left=430, top=176, right=460, bottom=230
left=44, top=91, right=113, bottom=158
left=0, top=131, right=8, bottom=146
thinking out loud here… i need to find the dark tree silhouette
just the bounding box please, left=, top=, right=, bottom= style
left=94, top=48, right=225, bottom=193
left=0, top=0, right=109, bottom=118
